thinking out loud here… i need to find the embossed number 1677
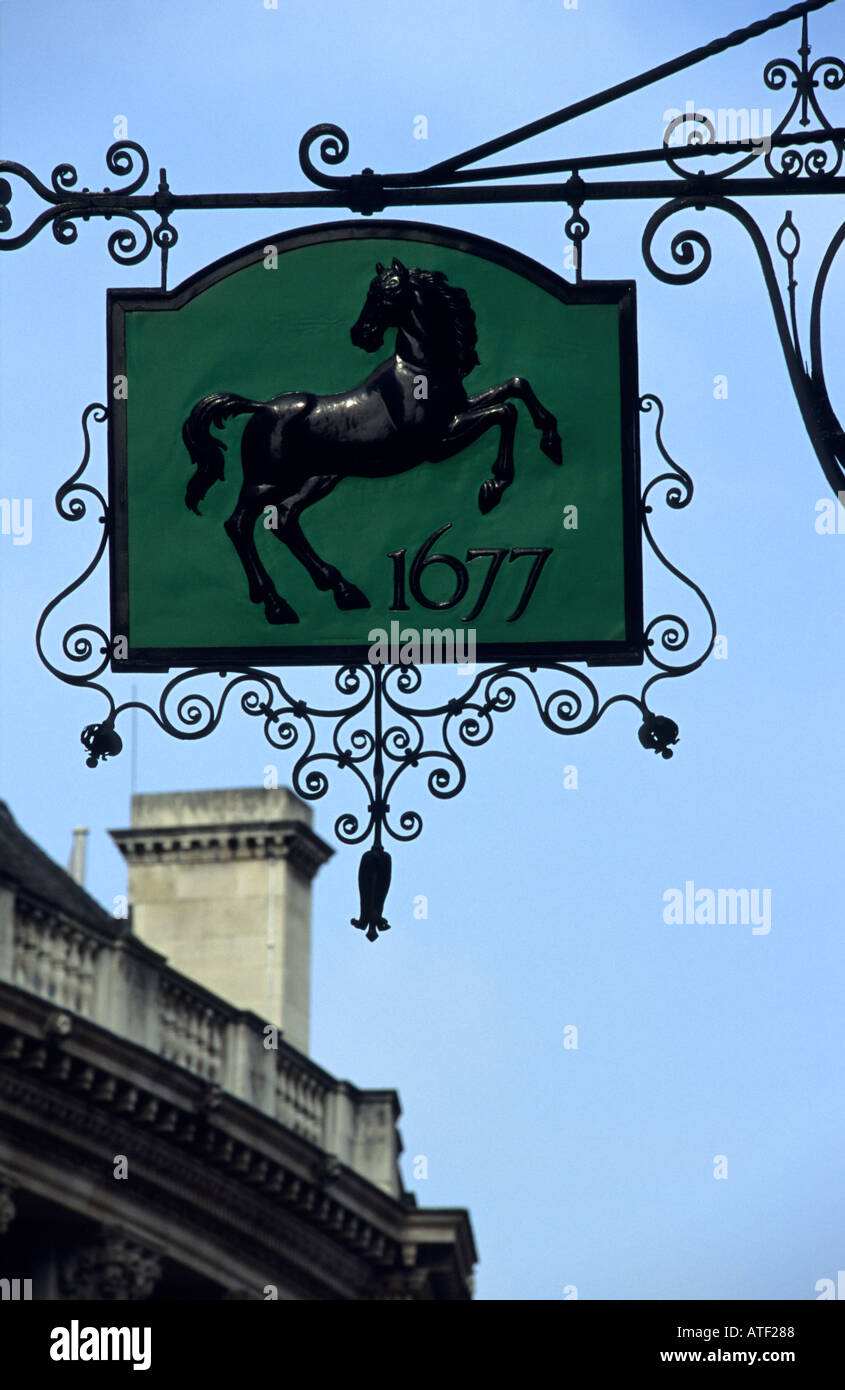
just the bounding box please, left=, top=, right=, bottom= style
left=388, top=524, right=553, bottom=623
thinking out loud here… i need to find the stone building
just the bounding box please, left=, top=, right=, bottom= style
left=0, top=789, right=476, bottom=1300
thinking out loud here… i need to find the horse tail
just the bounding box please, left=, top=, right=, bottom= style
left=183, top=392, right=261, bottom=514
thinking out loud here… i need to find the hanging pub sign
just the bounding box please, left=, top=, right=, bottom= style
left=107, top=220, right=643, bottom=670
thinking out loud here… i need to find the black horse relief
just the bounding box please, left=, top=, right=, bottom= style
left=182, top=258, right=563, bottom=625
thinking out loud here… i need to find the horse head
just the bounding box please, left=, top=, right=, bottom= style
left=350, top=257, right=412, bottom=352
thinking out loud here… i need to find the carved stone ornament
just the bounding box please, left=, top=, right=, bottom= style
left=59, top=1229, right=163, bottom=1300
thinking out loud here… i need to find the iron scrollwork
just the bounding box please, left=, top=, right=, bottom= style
left=642, top=191, right=844, bottom=496
left=2, top=3, right=842, bottom=483
left=762, top=18, right=845, bottom=179
left=36, top=394, right=713, bottom=939
left=17, top=0, right=844, bottom=936
left=642, top=12, right=844, bottom=494
left=0, top=143, right=153, bottom=264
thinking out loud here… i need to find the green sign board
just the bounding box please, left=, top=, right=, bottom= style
left=108, top=220, right=642, bottom=669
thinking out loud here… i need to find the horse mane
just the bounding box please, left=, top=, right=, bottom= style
left=409, top=268, right=479, bottom=378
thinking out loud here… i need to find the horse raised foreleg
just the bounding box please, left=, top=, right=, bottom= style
left=466, top=377, right=562, bottom=466
left=432, top=402, right=518, bottom=514
left=224, top=487, right=299, bottom=624
left=272, top=474, right=370, bottom=612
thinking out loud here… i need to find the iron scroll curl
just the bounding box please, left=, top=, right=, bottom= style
left=642, top=193, right=845, bottom=496
left=298, top=124, right=352, bottom=188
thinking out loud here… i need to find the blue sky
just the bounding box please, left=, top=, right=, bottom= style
left=1, top=0, right=844, bottom=1300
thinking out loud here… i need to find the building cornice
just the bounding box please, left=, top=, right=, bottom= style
left=0, top=987, right=474, bottom=1299
left=109, top=818, right=333, bottom=881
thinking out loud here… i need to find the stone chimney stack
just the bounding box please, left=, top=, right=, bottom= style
left=109, top=788, right=332, bottom=1055
left=67, top=826, right=89, bottom=887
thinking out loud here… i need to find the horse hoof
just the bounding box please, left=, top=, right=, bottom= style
left=541, top=430, right=563, bottom=465
left=264, top=598, right=299, bottom=625
left=478, top=480, right=504, bottom=514
left=334, top=582, right=370, bottom=611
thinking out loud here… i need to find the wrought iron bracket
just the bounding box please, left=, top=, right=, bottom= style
left=2, top=1, right=842, bottom=486
left=14, top=0, right=844, bottom=935
left=36, top=395, right=714, bottom=939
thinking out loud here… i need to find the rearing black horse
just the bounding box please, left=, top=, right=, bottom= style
left=183, top=257, right=562, bottom=624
